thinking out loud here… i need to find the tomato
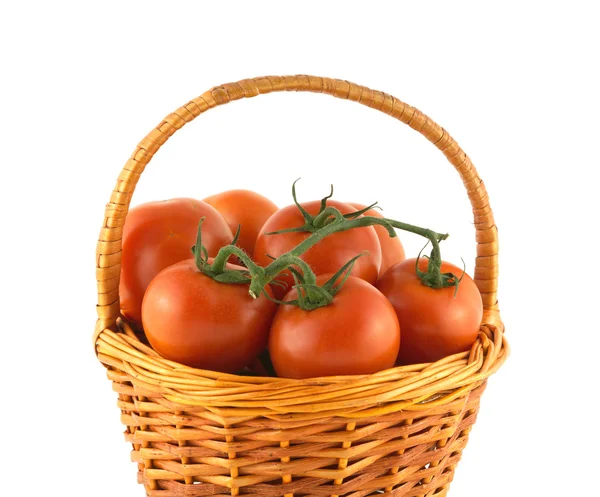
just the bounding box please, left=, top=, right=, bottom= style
left=376, top=258, right=483, bottom=365
left=254, top=200, right=382, bottom=300
left=120, top=198, right=233, bottom=328
left=269, top=275, right=400, bottom=378
left=141, top=259, right=276, bottom=372
left=349, top=203, right=406, bottom=276
left=203, top=189, right=278, bottom=256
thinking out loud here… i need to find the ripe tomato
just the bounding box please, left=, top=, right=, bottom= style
left=349, top=203, right=406, bottom=276
left=142, top=259, right=276, bottom=372
left=254, top=200, right=382, bottom=300
left=203, top=189, right=278, bottom=256
left=120, top=198, right=233, bottom=328
left=376, top=258, right=483, bottom=365
left=269, top=275, right=400, bottom=379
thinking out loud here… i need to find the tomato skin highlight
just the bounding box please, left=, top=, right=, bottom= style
left=349, top=203, right=406, bottom=277
left=119, top=198, right=233, bottom=328
left=269, top=275, right=400, bottom=379
left=376, top=258, right=483, bottom=365
left=203, top=189, right=278, bottom=256
left=141, top=259, right=277, bottom=373
left=254, top=200, right=382, bottom=300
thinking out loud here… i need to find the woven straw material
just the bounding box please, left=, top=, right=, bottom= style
left=94, top=75, right=509, bottom=496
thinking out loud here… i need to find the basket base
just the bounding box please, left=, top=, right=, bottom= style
left=114, top=377, right=486, bottom=497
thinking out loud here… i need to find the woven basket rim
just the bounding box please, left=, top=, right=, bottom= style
left=96, top=318, right=508, bottom=416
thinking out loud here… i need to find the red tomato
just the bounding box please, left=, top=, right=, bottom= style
left=120, top=198, right=233, bottom=328
left=204, top=189, right=278, bottom=256
left=349, top=203, right=406, bottom=276
left=269, top=275, right=400, bottom=379
left=376, top=258, right=483, bottom=365
left=142, top=259, right=276, bottom=372
left=254, top=200, right=382, bottom=300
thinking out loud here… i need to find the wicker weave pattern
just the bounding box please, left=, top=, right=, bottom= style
left=94, top=76, right=509, bottom=496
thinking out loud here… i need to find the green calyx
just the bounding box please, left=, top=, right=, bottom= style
left=191, top=217, right=254, bottom=285
left=415, top=243, right=466, bottom=295
left=280, top=252, right=365, bottom=311
left=265, top=179, right=380, bottom=236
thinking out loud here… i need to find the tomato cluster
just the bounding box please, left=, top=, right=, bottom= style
left=120, top=186, right=483, bottom=379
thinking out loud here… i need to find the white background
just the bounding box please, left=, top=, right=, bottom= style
left=1, top=1, right=598, bottom=496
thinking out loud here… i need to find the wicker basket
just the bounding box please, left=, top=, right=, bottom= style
left=94, top=75, right=509, bottom=497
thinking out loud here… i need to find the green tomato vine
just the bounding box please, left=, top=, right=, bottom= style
left=190, top=180, right=461, bottom=309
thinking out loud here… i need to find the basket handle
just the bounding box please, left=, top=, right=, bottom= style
left=95, top=75, right=503, bottom=344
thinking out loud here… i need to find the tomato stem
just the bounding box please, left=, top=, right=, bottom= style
left=265, top=209, right=456, bottom=294
left=264, top=181, right=451, bottom=289
left=193, top=181, right=457, bottom=300
left=263, top=214, right=446, bottom=278
left=210, top=209, right=452, bottom=296
left=212, top=245, right=258, bottom=274
left=312, top=205, right=345, bottom=228
left=190, top=223, right=259, bottom=288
